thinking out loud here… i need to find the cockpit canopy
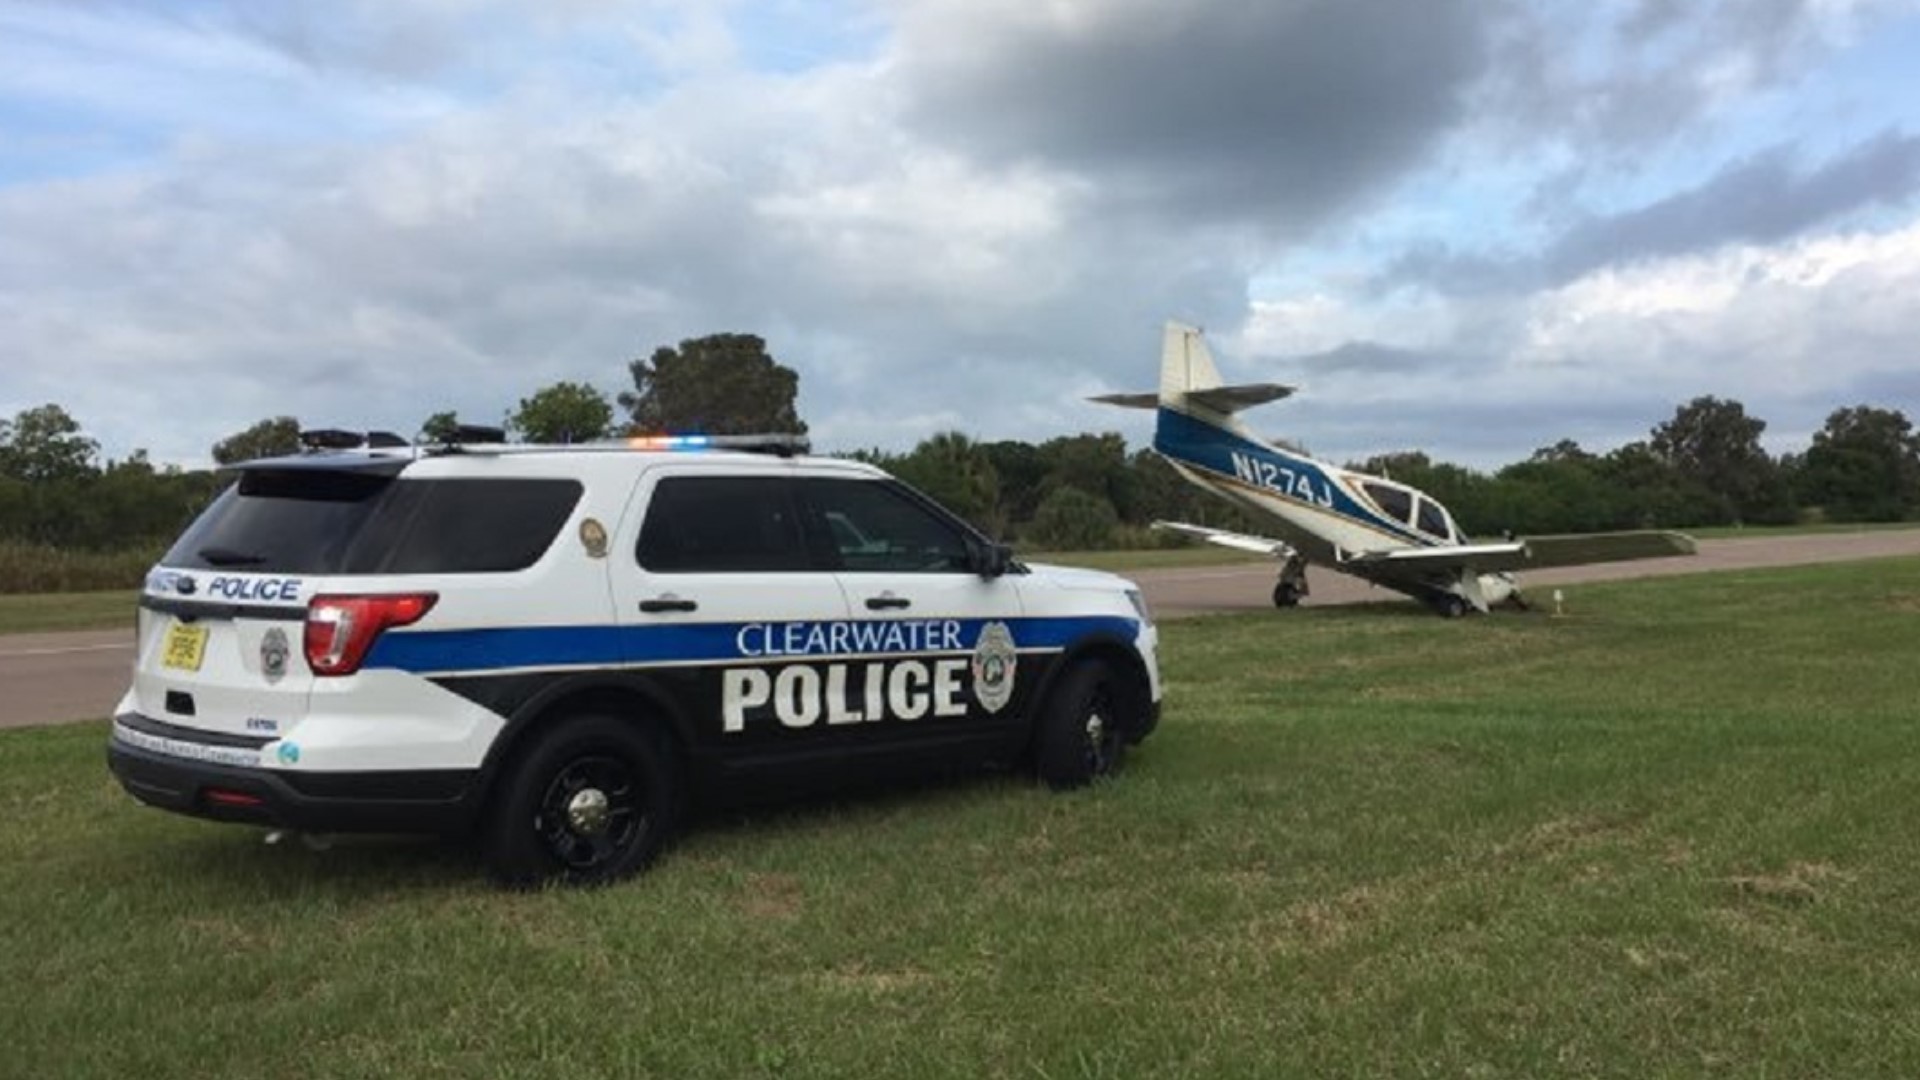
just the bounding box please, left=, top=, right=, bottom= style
left=1358, top=479, right=1460, bottom=544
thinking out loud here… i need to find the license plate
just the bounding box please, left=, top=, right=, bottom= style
left=162, top=622, right=209, bottom=672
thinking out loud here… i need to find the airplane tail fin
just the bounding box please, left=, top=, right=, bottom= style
left=1159, top=321, right=1225, bottom=400
left=1089, top=322, right=1294, bottom=419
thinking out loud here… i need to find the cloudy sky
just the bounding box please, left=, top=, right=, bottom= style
left=4, top=0, right=1919, bottom=469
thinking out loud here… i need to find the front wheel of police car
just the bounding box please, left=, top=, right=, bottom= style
left=1034, top=659, right=1126, bottom=791
left=483, top=715, right=682, bottom=887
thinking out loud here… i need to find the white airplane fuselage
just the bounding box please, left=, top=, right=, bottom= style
left=1093, top=321, right=1690, bottom=615
left=1153, top=404, right=1520, bottom=610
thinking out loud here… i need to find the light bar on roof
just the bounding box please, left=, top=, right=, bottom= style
left=625, top=433, right=809, bottom=456
left=627, top=435, right=712, bottom=451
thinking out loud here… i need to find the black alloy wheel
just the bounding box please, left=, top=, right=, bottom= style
left=484, top=714, right=679, bottom=887
left=1035, top=660, right=1126, bottom=791
left=536, top=753, right=643, bottom=872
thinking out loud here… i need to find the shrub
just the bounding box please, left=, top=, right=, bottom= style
left=1026, top=485, right=1121, bottom=551
left=0, top=540, right=159, bottom=594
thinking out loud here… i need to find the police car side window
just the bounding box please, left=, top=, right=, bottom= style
left=638, top=476, right=811, bottom=573
left=802, top=478, right=972, bottom=573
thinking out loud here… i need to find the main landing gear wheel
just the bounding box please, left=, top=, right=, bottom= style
left=1035, top=660, right=1126, bottom=791
left=1434, top=593, right=1469, bottom=619
left=483, top=714, right=680, bottom=887
left=1273, top=555, right=1310, bottom=609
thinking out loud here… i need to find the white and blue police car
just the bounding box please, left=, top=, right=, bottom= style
left=108, top=430, right=1162, bottom=885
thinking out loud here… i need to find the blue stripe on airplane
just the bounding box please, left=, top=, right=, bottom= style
left=1153, top=407, right=1426, bottom=546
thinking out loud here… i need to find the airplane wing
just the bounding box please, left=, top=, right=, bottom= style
left=1341, top=530, right=1696, bottom=574
left=1509, top=529, right=1697, bottom=568
left=1150, top=521, right=1297, bottom=558
left=1340, top=541, right=1532, bottom=574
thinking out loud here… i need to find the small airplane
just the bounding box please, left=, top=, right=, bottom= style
left=1093, top=322, right=1696, bottom=616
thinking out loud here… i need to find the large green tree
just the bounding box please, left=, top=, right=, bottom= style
left=889, top=432, right=1002, bottom=535
left=1595, top=441, right=1711, bottom=529
left=1037, top=433, right=1138, bottom=522
left=1027, top=485, right=1120, bottom=551
left=419, top=411, right=464, bottom=443
left=212, top=416, right=301, bottom=465
left=509, top=382, right=614, bottom=444
left=1798, top=405, right=1920, bottom=522
left=620, top=333, right=807, bottom=435
left=1650, top=396, right=1793, bottom=524
left=1, top=404, right=99, bottom=483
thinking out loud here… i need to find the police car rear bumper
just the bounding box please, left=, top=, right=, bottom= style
left=108, top=716, right=477, bottom=834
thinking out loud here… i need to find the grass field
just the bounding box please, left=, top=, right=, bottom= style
left=0, top=589, right=135, bottom=634
left=4, top=558, right=1920, bottom=1077
left=1021, top=545, right=1262, bottom=571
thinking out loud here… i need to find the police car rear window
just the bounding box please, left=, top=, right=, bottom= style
left=163, top=472, right=582, bottom=575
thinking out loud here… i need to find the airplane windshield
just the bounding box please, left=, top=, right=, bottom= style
left=1361, top=481, right=1413, bottom=525
left=1416, top=498, right=1450, bottom=539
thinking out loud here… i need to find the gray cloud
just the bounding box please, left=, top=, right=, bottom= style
left=894, top=0, right=1491, bottom=229
left=1276, top=341, right=1437, bottom=376
left=5, top=0, right=1919, bottom=478
left=0, top=61, right=1253, bottom=466
left=1485, top=0, right=1847, bottom=152
left=1546, top=133, right=1920, bottom=277
left=1384, top=131, right=1920, bottom=293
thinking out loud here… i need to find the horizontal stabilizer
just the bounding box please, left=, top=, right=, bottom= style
left=1151, top=521, right=1296, bottom=559
left=1087, top=392, right=1160, bottom=409
left=1517, top=530, right=1697, bottom=569
left=1189, top=383, right=1295, bottom=414
left=1089, top=383, right=1295, bottom=414
left=1091, top=323, right=1295, bottom=417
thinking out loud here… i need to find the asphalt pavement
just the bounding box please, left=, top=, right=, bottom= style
left=6, top=529, right=1919, bottom=729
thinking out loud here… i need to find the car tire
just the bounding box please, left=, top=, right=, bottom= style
left=1034, top=660, right=1126, bottom=791
left=483, top=714, right=680, bottom=888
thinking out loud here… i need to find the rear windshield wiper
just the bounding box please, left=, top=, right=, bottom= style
left=198, top=546, right=268, bottom=567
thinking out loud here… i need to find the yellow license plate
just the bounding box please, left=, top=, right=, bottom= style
left=162, top=622, right=209, bottom=672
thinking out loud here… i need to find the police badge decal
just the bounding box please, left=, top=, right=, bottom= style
left=970, top=621, right=1017, bottom=714
left=260, top=627, right=290, bottom=682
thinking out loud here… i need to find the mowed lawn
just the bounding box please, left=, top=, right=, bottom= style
left=4, top=559, right=1920, bottom=1078
left=0, top=589, right=135, bottom=634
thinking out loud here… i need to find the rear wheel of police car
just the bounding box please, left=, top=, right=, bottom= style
left=483, top=715, right=680, bottom=887
left=1034, top=660, right=1126, bottom=791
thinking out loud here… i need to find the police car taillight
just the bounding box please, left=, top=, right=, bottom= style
left=304, top=594, right=437, bottom=677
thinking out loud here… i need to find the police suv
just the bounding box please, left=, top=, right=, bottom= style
left=108, top=431, right=1162, bottom=885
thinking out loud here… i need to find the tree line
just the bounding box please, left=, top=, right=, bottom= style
left=857, top=395, right=1920, bottom=548
left=3, top=330, right=1917, bottom=558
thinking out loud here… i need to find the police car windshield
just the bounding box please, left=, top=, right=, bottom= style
left=163, top=469, right=583, bottom=575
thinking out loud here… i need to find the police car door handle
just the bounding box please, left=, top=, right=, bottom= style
left=864, top=594, right=911, bottom=611
left=639, top=596, right=698, bottom=613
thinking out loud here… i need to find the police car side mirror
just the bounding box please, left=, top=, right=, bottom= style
left=970, top=540, right=1013, bottom=579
